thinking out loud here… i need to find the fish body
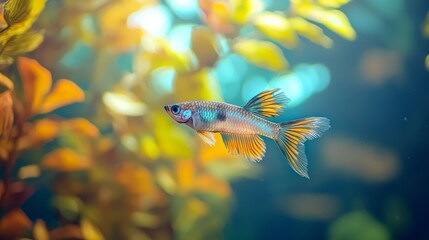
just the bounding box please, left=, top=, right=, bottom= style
left=164, top=89, right=330, bottom=178
left=175, top=101, right=278, bottom=137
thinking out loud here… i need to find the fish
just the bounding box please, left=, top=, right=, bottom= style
left=164, top=89, right=330, bottom=178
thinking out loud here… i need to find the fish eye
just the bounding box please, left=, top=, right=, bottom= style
left=171, top=105, right=180, bottom=114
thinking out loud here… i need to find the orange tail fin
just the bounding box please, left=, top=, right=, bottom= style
left=275, top=117, right=330, bottom=178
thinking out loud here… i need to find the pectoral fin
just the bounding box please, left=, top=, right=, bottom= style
left=221, top=133, right=266, bottom=162
left=197, top=131, right=216, bottom=146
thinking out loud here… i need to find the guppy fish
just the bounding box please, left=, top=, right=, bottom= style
left=164, top=89, right=330, bottom=178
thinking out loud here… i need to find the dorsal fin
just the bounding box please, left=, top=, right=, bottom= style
left=243, top=88, right=289, bottom=118
left=221, top=133, right=266, bottom=162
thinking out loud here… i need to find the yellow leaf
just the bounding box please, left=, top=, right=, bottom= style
left=0, top=56, right=13, bottom=65
left=2, top=32, right=44, bottom=55
left=156, top=168, right=177, bottom=195
left=131, top=212, right=161, bottom=228
left=0, top=73, right=14, bottom=90
left=153, top=112, right=193, bottom=159
left=18, top=57, right=52, bottom=114
left=0, top=91, right=14, bottom=138
left=103, top=91, right=147, bottom=116
left=62, top=118, right=99, bottom=138
left=317, top=0, right=350, bottom=7
left=0, top=209, right=32, bottom=239
left=139, top=134, right=160, bottom=160
left=33, top=219, right=49, bottom=240
left=290, top=17, right=333, bottom=48
left=233, top=39, right=288, bottom=72
left=81, top=219, right=104, bottom=240
left=98, top=0, right=144, bottom=52
left=1, top=0, right=47, bottom=46
left=18, top=164, right=41, bottom=179
left=3, top=0, right=47, bottom=29
left=253, top=12, right=298, bottom=48
left=191, top=27, right=219, bottom=68
left=38, top=79, right=85, bottom=114
left=231, top=0, right=263, bottom=25
left=174, top=69, right=223, bottom=101
left=42, top=148, right=92, bottom=171
left=296, top=4, right=356, bottom=40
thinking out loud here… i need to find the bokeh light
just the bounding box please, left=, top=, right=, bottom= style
left=166, top=0, right=199, bottom=20
left=168, top=24, right=194, bottom=52
left=269, top=64, right=331, bottom=107
left=128, top=5, right=173, bottom=37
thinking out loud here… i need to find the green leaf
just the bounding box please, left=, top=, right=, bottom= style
left=253, top=12, right=299, bottom=48
left=2, top=32, right=43, bottom=55
left=233, top=39, right=288, bottom=72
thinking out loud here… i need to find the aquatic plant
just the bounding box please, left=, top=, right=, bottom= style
left=0, top=0, right=356, bottom=239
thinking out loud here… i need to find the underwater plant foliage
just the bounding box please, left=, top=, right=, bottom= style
left=1, top=0, right=428, bottom=239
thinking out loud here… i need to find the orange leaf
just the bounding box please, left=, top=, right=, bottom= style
left=18, top=118, right=60, bottom=149
left=0, top=90, right=14, bottom=138
left=38, top=79, right=85, bottom=114
left=115, top=162, right=154, bottom=195
left=176, top=160, right=195, bottom=194
left=42, top=148, right=92, bottom=171
left=18, top=57, right=52, bottom=114
left=62, top=118, right=99, bottom=138
left=0, top=73, right=14, bottom=90
left=0, top=209, right=32, bottom=239
left=33, top=118, right=60, bottom=141
left=195, top=174, right=231, bottom=198
left=49, top=224, right=83, bottom=240
left=33, top=219, right=49, bottom=240
left=81, top=219, right=105, bottom=240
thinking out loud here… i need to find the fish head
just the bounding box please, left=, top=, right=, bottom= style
left=164, top=102, right=193, bottom=124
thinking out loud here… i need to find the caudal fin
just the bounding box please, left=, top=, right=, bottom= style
left=275, top=117, right=330, bottom=178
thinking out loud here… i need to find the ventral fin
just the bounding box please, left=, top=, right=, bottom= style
left=221, top=133, right=266, bottom=162
left=197, top=131, right=216, bottom=146
left=243, top=88, right=289, bottom=118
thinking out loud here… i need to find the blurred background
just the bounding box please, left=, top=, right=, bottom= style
left=0, top=0, right=428, bottom=239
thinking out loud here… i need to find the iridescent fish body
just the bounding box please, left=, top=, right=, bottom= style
left=164, top=89, right=330, bottom=178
